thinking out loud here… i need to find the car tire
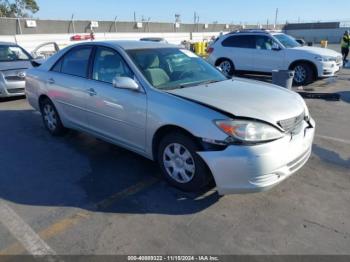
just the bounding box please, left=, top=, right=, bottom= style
left=157, top=132, right=212, bottom=192
left=218, top=59, right=235, bottom=77
left=40, top=98, right=67, bottom=136
left=292, top=62, right=315, bottom=86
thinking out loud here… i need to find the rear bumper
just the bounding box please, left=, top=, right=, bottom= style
left=198, top=118, right=315, bottom=195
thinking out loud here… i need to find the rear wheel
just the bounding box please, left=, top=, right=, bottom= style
left=157, top=132, right=212, bottom=192
left=218, top=59, right=235, bottom=77
left=292, top=62, right=315, bottom=86
left=40, top=98, right=67, bottom=136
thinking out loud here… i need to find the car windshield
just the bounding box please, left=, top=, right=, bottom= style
left=274, top=34, right=301, bottom=48
left=0, top=45, right=31, bottom=62
left=127, top=48, right=227, bottom=90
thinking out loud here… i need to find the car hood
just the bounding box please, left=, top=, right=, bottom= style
left=167, top=78, right=305, bottom=126
left=0, top=61, right=32, bottom=71
left=291, top=46, right=341, bottom=57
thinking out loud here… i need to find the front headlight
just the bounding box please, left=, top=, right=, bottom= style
left=315, top=56, right=336, bottom=62
left=215, top=119, right=284, bottom=143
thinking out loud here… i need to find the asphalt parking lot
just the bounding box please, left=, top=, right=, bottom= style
left=0, top=69, right=350, bottom=255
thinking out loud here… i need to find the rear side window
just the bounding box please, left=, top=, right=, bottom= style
left=54, top=47, right=92, bottom=78
left=222, top=35, right=255, bottom=49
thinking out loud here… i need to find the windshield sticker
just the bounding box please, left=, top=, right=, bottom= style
left=180, top=49, right=199, bottom=58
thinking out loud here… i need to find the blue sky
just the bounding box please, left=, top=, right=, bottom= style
left=35, top=0, right=349, bottom=24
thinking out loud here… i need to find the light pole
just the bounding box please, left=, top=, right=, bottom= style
left=274, top=8, right=279, bottom=29
left=114, top=16, right=118, bottom=32
left=175, top=14, right=181, bottom=32
left=71, top=14, right=75, bottom=34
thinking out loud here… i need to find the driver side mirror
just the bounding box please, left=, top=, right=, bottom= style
left=113, top=76, right=140, bottom=91
left=30, top=58, right=45, bottom=67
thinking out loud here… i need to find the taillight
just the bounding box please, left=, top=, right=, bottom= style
left=207, top=47, right=214, bottom=54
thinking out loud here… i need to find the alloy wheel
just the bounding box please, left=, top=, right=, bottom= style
left=294, top=65, right=307, bottom=84
left=43, top=104, right=58, bottom=131
left=219, top=60, right=232, bottom=76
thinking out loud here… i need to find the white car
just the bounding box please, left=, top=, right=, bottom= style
left=207, top=30, right=343, bottom=85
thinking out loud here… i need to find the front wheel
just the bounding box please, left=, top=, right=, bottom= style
left=293, top=62, right=315, bottom=86
left=157, top=133, right=212, bottom=192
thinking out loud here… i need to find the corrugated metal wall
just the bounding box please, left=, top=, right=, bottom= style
left=0, top=18, right=235, bottom=35
left=285, top=28, right=350, bottom=44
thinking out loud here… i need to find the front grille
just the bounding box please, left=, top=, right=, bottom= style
left=7, top=88, right=25, bottom=94
left=5, top=76, right=25, bottom=82
left=278, top=112, right=305, bottom=133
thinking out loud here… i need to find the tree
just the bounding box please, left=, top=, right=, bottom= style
left=0, top=0, right=39, bottom=17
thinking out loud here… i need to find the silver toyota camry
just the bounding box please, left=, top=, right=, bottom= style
left=0, top=42, right=33, bottom=97
left=25, top=41, right=315, bottom=195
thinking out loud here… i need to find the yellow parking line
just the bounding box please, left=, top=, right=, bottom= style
left=96, top=177, right=159, bottom=210
left=0, top=177, right=159, bottom=255
left=0, top=212, right=90, bottom=255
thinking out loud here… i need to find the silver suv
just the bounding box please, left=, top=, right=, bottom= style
left=0, top=42, right=33, bottom=98
left=26, top=41, right=315, bottom=195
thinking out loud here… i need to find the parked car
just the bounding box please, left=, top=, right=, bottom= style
left=140, top=37, right=168, bottom=43
left=25, top=41, right=315, bottom=195
left=207, top=30, right=343, bottom=85
left=0, top=42, right=34, bottom=98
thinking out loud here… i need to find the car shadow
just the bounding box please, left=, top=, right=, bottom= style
left=0, top=95, right=26, bottom=103
left=234, top=73, right=272, bottom=83
left=338, top=91, right=350, bottom=103
left=312, top=144, right=350, bottom=170
left=297, top=92, right=340, bottom=101
left=0, top=109, right=220, bottom=215
left=237, top=74, right=349, bottom=102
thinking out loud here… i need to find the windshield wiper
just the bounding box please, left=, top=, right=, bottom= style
left=178, top=79, right=221, bottom=89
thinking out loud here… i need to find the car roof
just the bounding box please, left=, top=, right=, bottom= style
left=89, top=40, right=178, bottom=50
left=140, top=37, right=165, bottom=41
left=38, top=40, right=180, bottom=71
left=226, top=30, right=283, bottom=36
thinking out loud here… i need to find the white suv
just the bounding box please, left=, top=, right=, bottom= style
left=207, top=30, right=343, bottom=85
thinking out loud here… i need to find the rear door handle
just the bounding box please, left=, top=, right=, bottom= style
left=47, top=78, right=55, bottom=84
left=87, top=88, right=97, bottom=96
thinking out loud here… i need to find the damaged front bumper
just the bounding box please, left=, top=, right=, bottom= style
left=198, top=118, right=315, bottom=195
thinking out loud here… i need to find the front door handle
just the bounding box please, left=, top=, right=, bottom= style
left=87, top=88, right=97, bottom=96
left=47, top=78, right=55, bottom=84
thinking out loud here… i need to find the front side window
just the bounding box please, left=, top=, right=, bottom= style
left=255, top=35, right=275, bottom=50
left=222, top=35, right=255, bottom=49
left=60, top=47, right=92, bottom=78
left=92, top=47, right=133, bottom=84
left=0, top=45, right=31, bottom=62
left=273, top=34, right=300, bottom=48
left=127, top=48, right=226, bottom=90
